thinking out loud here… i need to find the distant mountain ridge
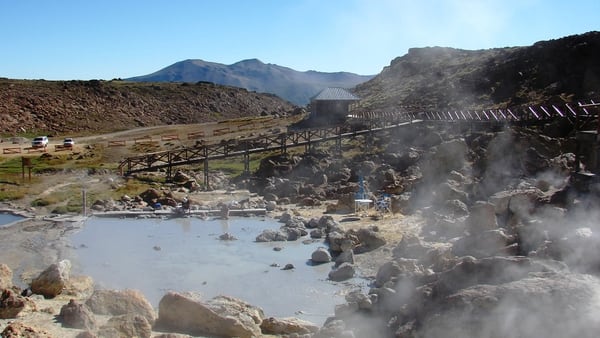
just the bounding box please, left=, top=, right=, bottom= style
left=127, top=59, right=374, bottom=105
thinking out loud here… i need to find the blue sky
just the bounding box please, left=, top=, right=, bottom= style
left=1, top=0, right=598, bottom=80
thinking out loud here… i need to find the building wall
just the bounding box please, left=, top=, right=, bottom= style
left=311, top=100, right=352, bottom=121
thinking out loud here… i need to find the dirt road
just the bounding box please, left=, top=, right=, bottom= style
left=0, top=114, right=300, bottom=161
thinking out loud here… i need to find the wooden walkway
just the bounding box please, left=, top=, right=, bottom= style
left=118, top=100, right=599, bottom=187
left=118, top=119, right=420, bottom=186
left=351, top=100, right=599, bottom=125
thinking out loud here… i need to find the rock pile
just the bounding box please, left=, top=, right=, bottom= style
left=0, top=262, right=321, bottom=337
left=3, top=120, right=600, bottom=337
left=246, top=122, right=600, bottom=337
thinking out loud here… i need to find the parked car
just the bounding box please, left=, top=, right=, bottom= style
left=32, top=136, right=48, bottom=148
left=63, top=138, right=75, bottom=147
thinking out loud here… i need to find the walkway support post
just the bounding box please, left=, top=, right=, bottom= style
left=335, top=127, right=342, bottom=155
left=166, top=152, right=172, bottom=183
left=280, top=134, right=287, bottom=154
left=243, top=142, right=250, bottom=176
left=203, top=147, right=210, bottom=190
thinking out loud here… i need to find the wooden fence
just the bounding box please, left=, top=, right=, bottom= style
left=187, top=131, right=205, bottom=140
left=108, top=140, right=127, bottom=147
left=161, top=134, right=179, bottom=141
left=2, top=147, right=22, bottom=154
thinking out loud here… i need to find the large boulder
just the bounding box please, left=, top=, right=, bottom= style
left=420, top=139, right=468, bottom=181
left=375, top=259, right=425, bottom=288
left=488, top=188, right=542, bottom=218
left=384, top=147, right=422, bottom=172
left=452, top=229, right=517, bottom=258
left=0, top=289, right=26, bottom=319
left=85, top=289, right=156, bottom=325
left=393, top=234, right=437, bottom=260
left=318, top=215, right=339, bottom=230
left=354, top=227, right=386, bottom=252
left=139, top=188, right=162, bottom=204
left=255, top=229, right=288, bottom=242
left=0, top=264, right=13, bottom=290
left=313, top=319, right=352, bottom=338
left=58, top=299, right=97, bottom=330
left=99, top=314, right=152, bottom=338
left=389, top=192, right=411, bottom=215
left=422, top=214, right=467, bottom=240
left=327, top=231, right=356, bottom=253
left=1, top=322, right=52, bottom=337
left=328, top=263, right=356, bottom=282
left=415, top=273, right=600, bottom=338
left=431, top=256, right=561, bottom=296
left=172, top=170, right=192, bottom=184
left=30, top=259, right=71, bottom=298
left=335, top=249, right=355, bottom=267
left=62, top=275, right=95, bottom=299
left=311, top=247, right=332, bottom=264
left=465, top=201, right=498, bottom=234
left=433, top=182, right=469, bottom=205
left=155, top=292, right=264, bottom=338
left=260, top=317, right=319, bottom=335
left=548, top=226, right=600, bottom=274
left=282, top=226, right=306, bottom=241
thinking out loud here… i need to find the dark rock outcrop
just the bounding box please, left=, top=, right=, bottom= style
left=0, top=289, right=26, bottom=319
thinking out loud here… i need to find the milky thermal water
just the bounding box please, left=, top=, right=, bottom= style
left=69, top=216, right=367, bottom=324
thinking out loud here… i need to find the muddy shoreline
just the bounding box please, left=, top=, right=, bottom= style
left=0, top=208, right=84, bottom=288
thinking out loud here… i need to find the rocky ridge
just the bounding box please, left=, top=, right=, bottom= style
left=355, top=31, right=600, bottom=111
left=0, top=79, right=297, bottom=136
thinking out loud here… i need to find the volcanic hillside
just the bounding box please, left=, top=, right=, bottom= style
left=2, top=31, right=599, bottom=137
left=0, top=79, right=297, bottom=136
left=354, top=31, right=600, bottom=111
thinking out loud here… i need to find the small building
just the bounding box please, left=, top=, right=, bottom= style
left=307, top=87, right=360, bottom=126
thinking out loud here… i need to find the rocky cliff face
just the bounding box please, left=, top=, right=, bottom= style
left=354, top=31, right=600, bottom=111
left=0, top=79, right=296, bottom=136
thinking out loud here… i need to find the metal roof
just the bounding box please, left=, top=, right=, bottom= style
left=310, top=87, right=360, bottom=101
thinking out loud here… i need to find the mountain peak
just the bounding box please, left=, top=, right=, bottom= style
left=233, top=58, right=265, bottom=66
left=128, top=59, right=373, bottom=105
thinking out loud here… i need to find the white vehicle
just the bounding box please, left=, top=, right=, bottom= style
left=63, top=138, right=75, bottom=147
left=32, top=136, right=48, bottom=148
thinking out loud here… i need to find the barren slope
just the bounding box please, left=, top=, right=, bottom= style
left=0, top=79, right=297, bottom=136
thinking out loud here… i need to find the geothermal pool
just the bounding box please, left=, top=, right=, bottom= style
left=0, top=212, right=23, bottom=227
left=69, top=215, right=367, bottom=324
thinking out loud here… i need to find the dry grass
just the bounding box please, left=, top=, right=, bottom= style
left=0, top=115, right=307, bottom=212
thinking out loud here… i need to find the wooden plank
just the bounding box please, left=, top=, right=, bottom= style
left=54, top=144, right=73, bottom=151
left=161, top=134, right=179, bottom=141
left=187, top=131, right=205, bottom=140
left=213, top=127, right=230, bottom=136
left=2, top=147, right=21, bottom=154
left=108, top=140, right=127, bottom=147
left=134, top=136, right=153, bottom=144
left=238, top=121, right=254, bottom=129
left=26, top=147, right=46, bottom=153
